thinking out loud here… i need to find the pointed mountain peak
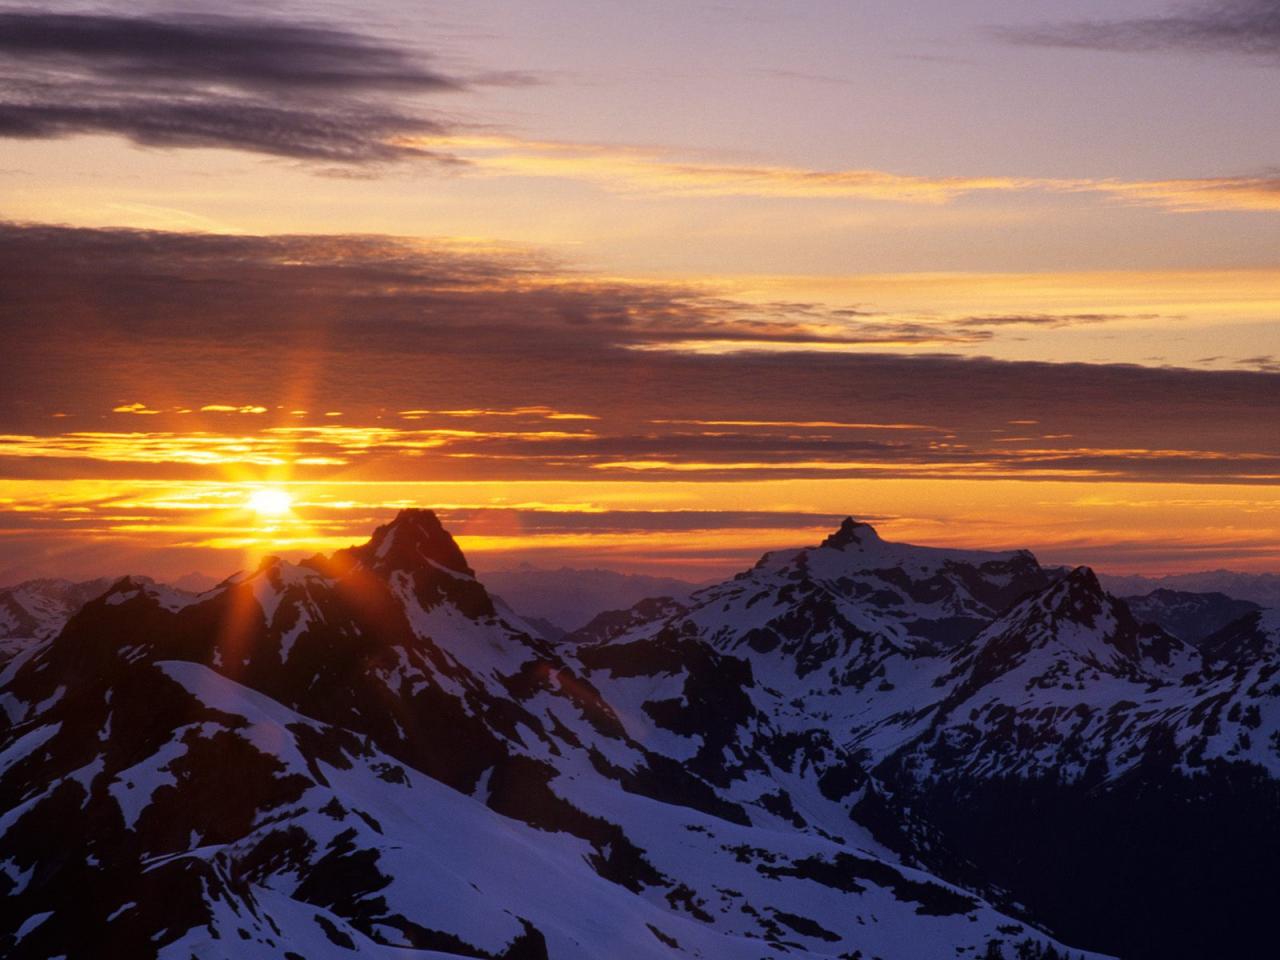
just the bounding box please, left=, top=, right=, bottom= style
left=357, top=509, right=474, bottom=576
left=1036, top=566, right=1108, bottom=625
left=952, top=564, right=1158, bottom=692
left=820, top=516, right=882, bottom=551
left=1062, top=564, right=1102, bottom=593
left=101, top=574, right=161, bottom=599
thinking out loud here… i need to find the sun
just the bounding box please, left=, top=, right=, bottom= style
left=246, top=487, right=293, bottom=517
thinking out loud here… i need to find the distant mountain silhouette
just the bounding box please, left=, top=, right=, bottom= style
left=481, top=564, right=699, bottom=635
left=1100, top=569, right=1280, bottom=609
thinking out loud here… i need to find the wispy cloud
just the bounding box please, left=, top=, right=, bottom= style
left=0, top=11, right=515, bottom=163
left=403, top=134, right=1280, bottom=213
left=996, top=1, right=1280, bottom=64
left=408, top=134, right=1046, bottom=202
left=1237, top=354, right=1280, bottom=373
left=0, top=423, right=597, bottom=469
left=3, top=424, right=1277, bottom=486
left=399, top=406, right=600, bottom=421
left=955, top=313, right=1164, bottom=329
left=1083, top=176, right=1280, bottom=212
left=112, top=402, right=160, bottom=415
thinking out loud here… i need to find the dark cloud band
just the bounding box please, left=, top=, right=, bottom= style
left=0, top=222, right=1275, bottom=486
left=997, top=1, right=1280, bottom=63
left=0, top=12, right=462, bottom=91
left=0, top=11, right=490, bottom=162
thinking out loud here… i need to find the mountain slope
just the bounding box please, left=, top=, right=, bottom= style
left=1121, top=588, right=1261, bottom=644
left=583, top=520, right=1280, bottom=959
left=871, top=582, right=1280, bottom=960
left=571, top=518, right=1056, bottom=776
left=0, top=511, right=1097, bottom=960
left=0, top=577, right=126, bottom=663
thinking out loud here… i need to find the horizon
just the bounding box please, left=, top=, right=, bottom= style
left=4, top=507, right=1277, bottom=590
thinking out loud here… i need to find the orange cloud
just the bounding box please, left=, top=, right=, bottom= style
left=405, top=134, right=1280, bottom=214
left=200, top=404, right=269, bottom=414
left=399, top=406, right=599, bottom=421
left=1074, top=177, right=1280, bottom=213
left=405, top=134, right=1051, bottom=202
left=112, top=402, right=161, bottom=415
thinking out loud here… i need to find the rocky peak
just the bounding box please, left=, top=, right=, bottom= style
left=820, top=516, right=882, bottom=551
left=101, top=574, right=155, bottom=601
left=352, top=509, right=474, bottom=577
left=1200, top=609, right=1279, bottom=668
left=982, top=564, right=1170, bottom=670
left=1037, top=566, right=1108, bottom=626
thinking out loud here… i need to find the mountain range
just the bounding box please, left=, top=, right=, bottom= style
left=1, top=511, right=1275, bottom=959
left=479, top=566, right=700, bottom=639
left=1099, top=569, right=1280, bottom=610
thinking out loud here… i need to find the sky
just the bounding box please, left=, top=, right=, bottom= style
left=1, top=0, right=1278, bottom=583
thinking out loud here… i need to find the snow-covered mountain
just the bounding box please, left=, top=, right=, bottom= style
left=3, top=511, right=1275, bottom=959
left=1120, top=588, right=1260, bottom=643
left=0, top=577, right=119, bottom=642
left=573, top=519, right=1280, bottom=959
left=0, top=577, right=164, bottom=665
left=0, top=511, right=1101, bottom=960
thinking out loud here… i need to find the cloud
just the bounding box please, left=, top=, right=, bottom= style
left=996, top=1, right=1280, bottom=63
left=955, top=313, right=1162, bottom=329
left=0, top=11, right=496, bottom=163
left=400, top=133, right=1280, bottom=213
left=410, top=133, right=1046, bottom=202
left=1237, top=354, right=1280, bottom=373
left=3, top=10, right=1276, bottom=210
left=0, top=222, right=992, bottom=357
left=1, top=222, right=1276, bottom=489
left=1083, top=176, right=1280, bottom=212
left=112, top=402, right=160, bottom=415
left=1, top=220, right=1278, bottom=579
left=399, top=406, right=600, bottom=421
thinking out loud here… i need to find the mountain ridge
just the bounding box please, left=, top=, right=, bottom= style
left=3, top=510, right=1274, bottom=959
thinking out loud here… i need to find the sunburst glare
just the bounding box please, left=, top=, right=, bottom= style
left=246, top=487, right=293, bottom=517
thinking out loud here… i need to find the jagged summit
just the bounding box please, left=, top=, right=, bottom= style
left=820, top=516, right=882, bottom=550
left=955, top=563, right=1187, bottom=680
left=350, top=508, right=474, bottom=576
left=988, top=564, right=1120, bottom=640
left=1041, top=565, right=1107, bottom=623
left=107, top=573, right=151, bottom=592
